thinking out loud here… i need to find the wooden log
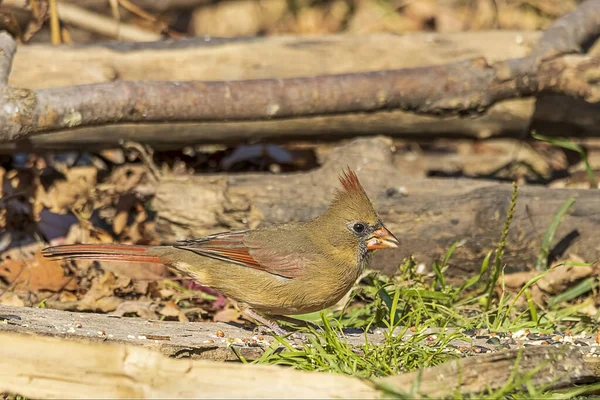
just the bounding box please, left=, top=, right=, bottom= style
left=13, top=32, right=541, bottom=89
left=378, top=345, right=600, bottom=397
left=153, top=137, right=600, bottom=278
left=2, top=31, right=600, bottom=150
left=0, top=314, right=598, bottom=398
left=0, top=331, right=380, bottom=399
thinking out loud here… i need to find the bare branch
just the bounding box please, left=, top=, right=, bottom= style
left=0, top=1, right=598, bottom=142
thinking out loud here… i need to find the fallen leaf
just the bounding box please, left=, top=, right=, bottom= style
left=36, top=166, right=97, bottom=213
left=112, top=301, right=159, bottom=319
left=213, top=308, right=242, bottom=323
left=0, top=292, right=24, bottom=307
left=0, top=251, right=78, bottom=293
left=536, top=264, right=594, bottom=294
left=112, top=211, right=128, bottom=235
left=159, top=300, right=181, bottom=317
left=76, top=272, right=130, bottom=312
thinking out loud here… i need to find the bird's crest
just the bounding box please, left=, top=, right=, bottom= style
left=330, top=167, right=378, bottom=222
left=338, top=168, right=364, bottom=194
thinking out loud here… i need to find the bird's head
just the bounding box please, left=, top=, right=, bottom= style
left=313, top=168, right=399, bottom=262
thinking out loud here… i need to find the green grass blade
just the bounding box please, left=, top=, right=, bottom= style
left=535, top=197, right=575, bottom=271
left=533, top=132, right=598, bottom=188
left=548, top=277, right=598, bottom=308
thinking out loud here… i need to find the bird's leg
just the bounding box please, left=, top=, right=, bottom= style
left=242, top=308, right=290, bottom=337
left=272, top=315, right=322, bottom=332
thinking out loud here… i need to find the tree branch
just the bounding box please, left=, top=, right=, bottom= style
left=0, top=1, right=599, bottom=142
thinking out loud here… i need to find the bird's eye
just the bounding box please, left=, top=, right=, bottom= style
left=352, top=223, right=366, bottom=234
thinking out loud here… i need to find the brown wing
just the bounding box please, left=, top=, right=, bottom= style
left=174, top=230, right=306, bottom=279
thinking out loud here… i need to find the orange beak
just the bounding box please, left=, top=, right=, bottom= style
left=366, top=225, right=399, bottom=250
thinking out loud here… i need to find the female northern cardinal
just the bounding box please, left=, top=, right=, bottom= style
left=42, top=169, right=398, bottom=334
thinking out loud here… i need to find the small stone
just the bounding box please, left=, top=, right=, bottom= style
left=486, top=337, right=501, bottom=345
left=575, top=340, right=589, bottom=346
left=471, top=346, right=491, bottom=353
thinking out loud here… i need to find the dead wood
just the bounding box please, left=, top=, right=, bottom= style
left=0, top=1, right=598, bottom=146
left=379, top=345, right=600, bottom=397
left=0, top=308, right=598, bottom=398
left=153, top=137, right=600, bottom=278
left=0, top=330, right=380, bottom=399
left=3, top=31, right=542, bottom=150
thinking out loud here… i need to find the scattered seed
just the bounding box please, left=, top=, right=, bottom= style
left=216, top=330, right=225, bottom=338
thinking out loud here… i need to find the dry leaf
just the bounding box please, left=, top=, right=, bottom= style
left=112, top=301, right=159, bottom=319
left=536, top=264, right=594, bottom=294
left=0, top=252, right=78, bottom=293
left=159, top=300, right=181, bottom=317
left=0, top=292, right=25, bottom=307
left=36, top=166, right=97, bottom=214
left=76, top=272, right=130, bottom=312
left=213, top=308, right=242, bottom=323
left=112, top=211, right=128, bottom=235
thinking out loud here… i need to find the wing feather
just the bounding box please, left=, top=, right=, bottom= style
left=174, top=230, right=305, bottom=279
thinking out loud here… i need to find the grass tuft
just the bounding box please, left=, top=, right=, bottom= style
left=250, top=181, right=596, bottom=398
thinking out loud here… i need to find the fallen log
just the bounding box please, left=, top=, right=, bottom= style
left=153, top=137, right=600, bottom=278
left=5, top=31, right=542, bottom=150
left=0, top=330, right=379, bottom=399
left=12, top=32, right=540, bottom=89
left=1, top=1, right=600, bottom=148
left=379, top=345, right=599, bottom=397
left=0, top=316, right=597, bottom=398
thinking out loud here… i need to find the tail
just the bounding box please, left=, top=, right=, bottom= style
left=41, top=244, right=163, bottom=264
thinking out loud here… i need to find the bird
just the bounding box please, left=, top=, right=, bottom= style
left=42, top=168, right=399, bottom=335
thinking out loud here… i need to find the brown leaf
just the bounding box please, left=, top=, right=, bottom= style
left=213, top=308, right=242, bottom=323
left=159, top=300, right=181, bottom=317
left=112, top=211, right=128, bottom=235
left=536, top=264, right=594, bottom=295
left=0, top=251, right=78, bottom=293
left=112, top=301, right=159, bottom=319
left=0, top=292, right=25, bottom=307
left=76, top=272, right=130, bottom=312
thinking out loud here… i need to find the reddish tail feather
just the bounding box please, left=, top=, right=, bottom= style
left=41, top=244, right=162, bottom=264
